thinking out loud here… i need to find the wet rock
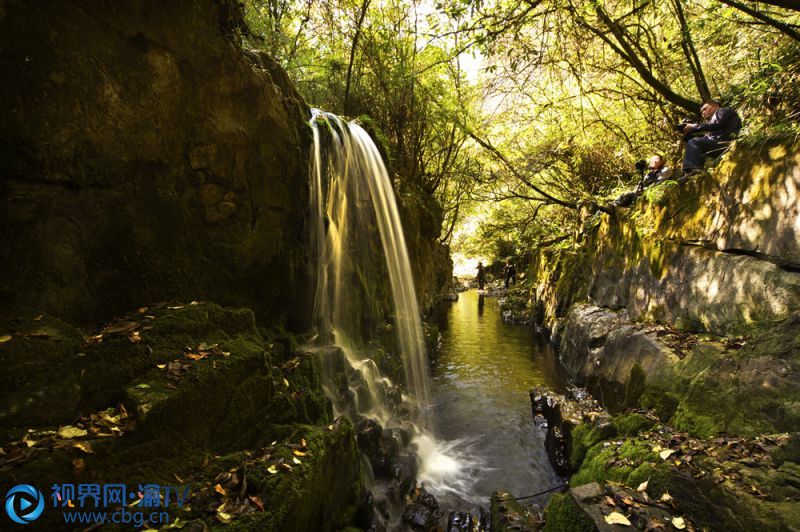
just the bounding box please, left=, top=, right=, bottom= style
left=531, top=385, right=611, bottom=476
left=490, top=490, right=543, bottom=531
left=356, top=418, right=400, bottom=478
left=448, top=509, right=489, bottom=531
left=402, top=486, right=442, bottom=530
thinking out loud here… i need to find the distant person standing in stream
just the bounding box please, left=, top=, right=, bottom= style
left=503, top=260, right=517, bottom=289
left=476, top=261, right=486, bottom=290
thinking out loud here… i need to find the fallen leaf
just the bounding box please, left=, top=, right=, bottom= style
left=249, top=495, right=265, bottom=511
left=84, top=334, right=104, bottom=344
left=659, top=449, right=676, bottom=460
left=216, top=511, right=232, bottom=524
left=292, top=457, right=301, bottom=465
left=174, top=473, right=184, bottom=483
left=72, top=441, right=93, bottom=454
left=101, top=321, right=139, bottom=335
left=292, top=449, right=307, bottom=457
left=0, top=335, right=11, bottom=343
left=672, top=516, right=686, bottom=530
left=301, top=438, right=307, bottom=448
left=157, top=364, right=167, bottom=369
left=58, top=426, right=88, bottom=439
left=267, top=465, right=278, bottom=474
left=637, top=479, right=649, bottom=492
left=660, top=492, right=672, bottom=502
left=283, top=378, right=290, bottom=388
left=604, top=511, right=631, bottom=526
left=214, top=484, right=227, bottom=496
left=33, top=315, right=44, bottom=321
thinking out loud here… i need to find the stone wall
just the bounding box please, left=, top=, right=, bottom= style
left=0, top=0, right=312, bottom=328
left=530, top=137, right=800, bottom=339
left=527, top=138, right=800, bottom=436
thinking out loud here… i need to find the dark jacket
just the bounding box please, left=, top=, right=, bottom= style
left=693, top=107, right=742, bottom=142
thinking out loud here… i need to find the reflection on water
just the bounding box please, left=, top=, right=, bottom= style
left=424, top=290, right=566, bottom=510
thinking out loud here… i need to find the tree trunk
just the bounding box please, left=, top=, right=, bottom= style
left=343, top=0, right=371, bottom=115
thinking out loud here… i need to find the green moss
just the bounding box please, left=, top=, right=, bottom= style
left=641, top=389, right=680, bottom=421
left=569, top=421, right=616, bottom=471
left=543, top=493, right=595, bottom=532
left=670, top=404, right=720, bottom=438
left=205, top=420, right=363, bottom=531
left=642, top=180, right=678, bottom=206
left=612, top=413, right=655, bottom=436
left=623, top=363, right=647, bottom=408
left=571, top=439, right=658, bottom=487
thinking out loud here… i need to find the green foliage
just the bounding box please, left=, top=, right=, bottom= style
left=243, top=0, right=800, bottom=259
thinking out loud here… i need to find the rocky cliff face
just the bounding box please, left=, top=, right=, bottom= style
left=528, top=138, right=800, bottom=437
left=0, top=0, right=312, bottom=328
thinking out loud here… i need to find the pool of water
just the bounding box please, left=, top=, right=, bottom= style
left=422, top=290, right=567, bottom=512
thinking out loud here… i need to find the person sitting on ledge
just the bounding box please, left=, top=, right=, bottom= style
left=612, top=154, right=673, bottom=208
left=677, top=99, right=742, bottom=178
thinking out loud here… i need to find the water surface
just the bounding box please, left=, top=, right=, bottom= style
left=422, top=290, right=566, bottom=511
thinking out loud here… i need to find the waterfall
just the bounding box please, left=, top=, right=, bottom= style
left=307, top=111, right=481, bottom=521
left=309, top=109, right=431, bottom=425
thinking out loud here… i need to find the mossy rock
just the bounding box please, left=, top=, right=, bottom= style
left=0, top=313, right=85, bottom=436
left=641, top=180, right=677, bottom=206
left=542, top=492, right=596, bottom=532
left=195, top=420, right=364, bottom=531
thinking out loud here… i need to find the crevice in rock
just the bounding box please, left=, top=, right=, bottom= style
left=676, top=238, right=800, bottom=272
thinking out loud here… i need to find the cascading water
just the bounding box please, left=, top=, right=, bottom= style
left=309, top=109, right=431, bottom=424
left=307, top=110, right=482, bottom=524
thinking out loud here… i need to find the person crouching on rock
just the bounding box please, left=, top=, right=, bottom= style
left=612, top=155, right=673, bottom=208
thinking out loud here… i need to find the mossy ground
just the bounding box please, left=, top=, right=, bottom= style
left=545, top=408, right=800, bottom=532
left=0, top=301, right=364, bottom=531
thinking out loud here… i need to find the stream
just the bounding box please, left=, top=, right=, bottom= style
left=420, top=289, right=567, bottom=513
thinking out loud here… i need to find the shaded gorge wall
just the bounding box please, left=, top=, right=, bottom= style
left=0, top=0, right=313, bottom=328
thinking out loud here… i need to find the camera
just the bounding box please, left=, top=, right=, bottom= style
left=635, top=159, right=647, bottom=173
left=674, top=118, right=692, bottom=132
